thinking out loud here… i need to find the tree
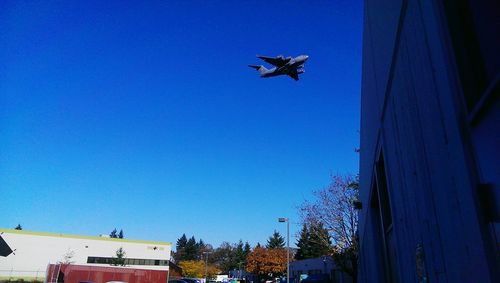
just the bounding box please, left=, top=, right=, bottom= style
left=185, top=236, right=198, bottom=260
left=177, top=234, right=188, bottom=247
left=112, top=247, right=126, bottom=266
left=174, top=238, right=252, bottom=275
left=246, top=246, right=287, bottom=279
left=110, top=228, right=118, bottom=238
left=179, top=260, right=205, bottom=278
left=58, top=248, right=75, bottom=264
left=211, top=241, right=236, bottom=273
left=243, top=242, right=251, bottom=263
left=266, top=230, right=285, bottom=249
left=308, top=221, right=332, bottom=258
left=299, top=174, right=359, bottom=282
left=179, top=260, right=220, bottom=279
left=294, top=222, right=331, bottom=260
left=197, top=239, right=211, bottom=256
left=118, top=229, right=124, bottom=239
left=175, top=234, right=188, bottom=262
left=14, top=224, right=22, bottom=230
left=174, top=234, right=210, bottom=262
left=295, top=224, right=310, bottom=260
left=235, top=240, right=245, bottom=266
left=197, top=239, right=206, bottom=250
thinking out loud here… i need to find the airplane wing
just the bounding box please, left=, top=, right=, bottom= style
left=288, top=69, right=299, bottom=81
left=257, top=55, right=290, bottom=67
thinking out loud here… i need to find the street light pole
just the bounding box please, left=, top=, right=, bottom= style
left=203, top=252, right=211, bottom=283
left=278, top=218, right=289, bottom=283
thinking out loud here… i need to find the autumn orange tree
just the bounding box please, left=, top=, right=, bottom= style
left=246, top=246, right=287, bottom=279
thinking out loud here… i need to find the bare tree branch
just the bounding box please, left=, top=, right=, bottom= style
left=298, top=174, right=359, bottom=280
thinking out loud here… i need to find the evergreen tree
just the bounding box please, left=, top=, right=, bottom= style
left=175, top=234, right=188, bottom=262
left=235, top=241, right=251, bottom=268
left=118, top=229, right=124, bottom=239
left=14, top=224, right=22, bottom=230
left=177, top=234, right=188, bottom=248
left=235, top=240, right=245, bottom=266
left=295, top=224, right=310, bottom=260
left=110, top=228, right=118, bottom=238
left=308, top=221, right=331, bottom=257
left=185, top=236, right=198, bottom=260
left=112, top=247, right=126, bottom=266
left=243, top=242, right=251, bottom=261
left=197, top=239, right=206, bottom=253
left=266, top=230, right=285, bottom=249
left=295, top=223, right=332, bottom=260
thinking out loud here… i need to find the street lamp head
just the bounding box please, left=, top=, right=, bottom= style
left=278, top=218, right=288, bottom=222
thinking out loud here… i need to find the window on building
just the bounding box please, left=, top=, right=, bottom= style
left=443, top=0, right=500, bottom=114
left=371, top=152, right=400, bottom=283
left=87, top=256, right=168, bottom=266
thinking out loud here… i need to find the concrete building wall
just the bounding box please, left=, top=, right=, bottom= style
left=0, top=228, right=171, bottom=280
left=359, top=0, right=499, bottom=282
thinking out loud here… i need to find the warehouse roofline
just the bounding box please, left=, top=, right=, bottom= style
left=0, top=228, right=171, bottom=246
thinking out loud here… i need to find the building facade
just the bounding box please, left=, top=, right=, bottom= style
left=289, top=257, right=352, bottom=283
left=0, top=228, right=171, bottom=281
left=228, top=269, right=259, bottom=283
left=359, top=0, right=498, bottom=282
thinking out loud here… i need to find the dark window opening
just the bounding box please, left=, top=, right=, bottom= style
left=443, top=0, right=500, bottom=112
left=87, top=256, right=168, bottom=266
left=376, top=155, right=393, bottom=231
left=371, top=152, right=400, bottom=283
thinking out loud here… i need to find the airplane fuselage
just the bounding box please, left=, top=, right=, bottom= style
left=249, top=54, right=309, bottom=81
left=261, top=55, right=309, bottom=78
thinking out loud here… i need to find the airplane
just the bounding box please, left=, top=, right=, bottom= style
left=249, top=54, right=309, bottom=81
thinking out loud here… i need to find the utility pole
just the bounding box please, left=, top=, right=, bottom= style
left=278, top=218, right=290, bottom=283
left=203, top=251, right=212, bottom=283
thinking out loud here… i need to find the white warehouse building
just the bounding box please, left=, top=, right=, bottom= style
left=0, top=228, right=171, bottom=281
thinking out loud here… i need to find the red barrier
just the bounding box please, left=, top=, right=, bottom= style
left=47, top=264, right=168, bottom=283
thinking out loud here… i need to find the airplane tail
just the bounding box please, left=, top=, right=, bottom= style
left=248, top=65, right=268, bottom=75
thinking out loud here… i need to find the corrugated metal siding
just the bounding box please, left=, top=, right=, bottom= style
left=359, top=0, right=497, bottom=282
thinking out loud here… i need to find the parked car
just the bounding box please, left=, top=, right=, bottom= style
left=181, top=278, right=202, bottom=283
left=300, top=274, right=330, bottom=283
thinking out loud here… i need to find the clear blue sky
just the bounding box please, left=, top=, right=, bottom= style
left=0, top=0, right=362, bottom=248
